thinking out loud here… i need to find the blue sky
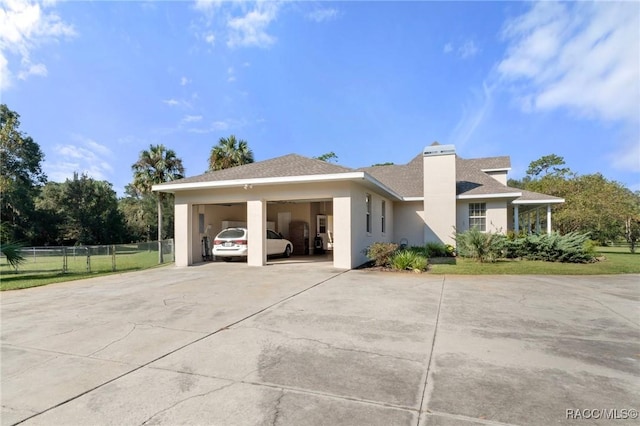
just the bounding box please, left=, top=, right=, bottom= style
left=1, top=0, right=639, bottom=196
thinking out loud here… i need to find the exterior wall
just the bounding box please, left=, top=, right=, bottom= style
left=423, top=148, right=457, bottom=246
left=392, top=201, right=425, bottom=247
left=485, top=171, right=508, bottom=185
left=456, top=199, right=509, bottom=234
left=349, top=186, right=394, bottom=268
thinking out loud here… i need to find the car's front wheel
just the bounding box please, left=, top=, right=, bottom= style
left=283, top=245, right=292, bottom=258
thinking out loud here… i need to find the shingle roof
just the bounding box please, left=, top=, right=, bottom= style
left=158, top=151, right=558, bottom=204
left=360, top=154, right=518, bottom=197
left=157, top=154, right=354, bottom=186
left=514, top=189, right=564, bottom=202
left=456, top=157, right=519, bottom=196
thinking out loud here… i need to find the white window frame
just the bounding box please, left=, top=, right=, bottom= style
left=469, top=202, right=487, bottom=231
left=366, top=193, right=372, bottom=233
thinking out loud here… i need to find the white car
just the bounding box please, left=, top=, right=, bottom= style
left=212, top=228, right=293, bottom=261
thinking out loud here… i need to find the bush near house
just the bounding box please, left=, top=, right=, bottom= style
left=389, top=250, right=428, bottom=272
left=455, top=228, right=596, bottom=263
left=455, top=228, right=505, bottom=263
left=364, top=242, right=399, bottom=267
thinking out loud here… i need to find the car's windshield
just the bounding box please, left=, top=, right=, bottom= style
left=218, top=229, right=245, bottom=239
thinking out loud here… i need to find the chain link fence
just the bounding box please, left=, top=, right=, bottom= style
left=1, top=240, right=174, bottom=275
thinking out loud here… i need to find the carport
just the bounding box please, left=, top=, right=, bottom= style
left=154, top=154, right=401, bottom=269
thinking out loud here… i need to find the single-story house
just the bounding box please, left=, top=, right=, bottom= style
left=153, top=143, right=564, bottom=269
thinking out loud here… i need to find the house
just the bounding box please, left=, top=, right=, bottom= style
left=153, top=143, right=564, bottom=269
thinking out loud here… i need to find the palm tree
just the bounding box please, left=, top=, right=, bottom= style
left=208, top=135, right=254, bottom=171
left=0, top=242, right=25, bottom=269
left=132, top=144, right=184, bottom=263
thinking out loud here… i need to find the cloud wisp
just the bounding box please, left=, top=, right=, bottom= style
left=498, top=1, right=639, bottom=124
left=47, top=136, right=114, bottom=182
left=0, top=0, right=76, bottom=90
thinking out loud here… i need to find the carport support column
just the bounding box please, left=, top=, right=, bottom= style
left=174, top=202, right=191, bottom=267
left=547, top=204, right=552, bottom=234
left=247, top=200, right=266, bottom=266
left=513, top=205, right=519, bottom=234
left=333, top=196, right=352, bottom=269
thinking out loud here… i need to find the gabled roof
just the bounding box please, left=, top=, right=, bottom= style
left=165, top=154, right=353, bottom=185
left=360, top=154, right=519, bottom=198
left=155, top=151, right=561, bottom=205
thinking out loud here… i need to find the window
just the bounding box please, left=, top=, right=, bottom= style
left=366, top=193, right=372, bottom=233
left=469, top=203, right=486, bottom=231
left=199, top=214, right=205, bottom=233
left=381, top=200, right=386, bottom=233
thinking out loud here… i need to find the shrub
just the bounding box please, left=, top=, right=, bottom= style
left=501, top=231, right=596, bottom=263
left=423, top=242, right=456, bottom=257
left=390, top=250, right=428, bottom=272
left=455, top=228, right=505, bottom=263
left=365, top=242, right=398, bottom=267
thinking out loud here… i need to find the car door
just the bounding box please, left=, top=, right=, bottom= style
left=266, top=229, right=285, bottom=255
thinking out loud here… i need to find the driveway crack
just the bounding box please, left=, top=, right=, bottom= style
left=88, top=323, right=137, bottom=356
left=139, top=382, right=235, bottom=426
left=416, top=275, right=446, bottom=425
left=270, top=390, right=285, bottom=426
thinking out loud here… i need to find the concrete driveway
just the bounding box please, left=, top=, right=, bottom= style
left=1, top=263, right=638, bottom=426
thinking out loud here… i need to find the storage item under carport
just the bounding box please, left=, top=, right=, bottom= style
left=289, top=221, right=309, bottom=255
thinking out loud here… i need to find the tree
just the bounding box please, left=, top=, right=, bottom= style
left=208, top=135, right=254, bottom=171
left=314, top=152, right=338, bottom=163
left=0, top=104, right=47, bottom=243
left=132, top=144, right=184, bottom=262
left=35, top=174, right=126, bottom=245
left=526, top=154, right=572, bottom=178
left=519, top=154, right=640, bottom=249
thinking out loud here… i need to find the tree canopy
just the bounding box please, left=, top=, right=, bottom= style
left=208, top=135, right=254, bottom=171
left=513, top=154, right=640, bottom=250
left=0, top=104, right=47, bottom=243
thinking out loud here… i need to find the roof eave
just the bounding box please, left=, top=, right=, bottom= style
left=512, top=198, right=565, bottom=205
left=457, top=192, right=522, bottom=200
left=153, top=172, right=404, bottom=200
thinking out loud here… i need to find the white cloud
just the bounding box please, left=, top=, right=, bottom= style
left=227, top=66, right=235, bottom=82
left=47, top=136, right=113, bottom=182
left=0, top=0, right=76, bottom=90
left=227, top=2, right=279, bottom=48
left=162, top=98, right=191, bottom=108
left=458, top=40, right=479, bottom=59
left=204, top=32, right=215, bottom=46
left=306, top=8, right=339, bottom=23
left=448, top=82, right=495, bottom=150
left=181, top=114, right=202, bottom=123
left=443, top=40, right=479, bottom=58
left=180, top=76, right=190, bottom=86
left=498, top=1, right=640, bottom=123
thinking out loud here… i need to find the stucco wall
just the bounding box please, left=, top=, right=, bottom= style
left=423, top=152, right=457, bottom=246
left=456, top=199, right=509, bottom=234
left=393, top=201, right=425, bottom=247
left=349, top=186, right=394, bottom=268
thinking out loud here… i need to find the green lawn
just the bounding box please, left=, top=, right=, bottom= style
left=429, top=246, right=640, bottom=275
left=1, top=251, right=171, bottom=291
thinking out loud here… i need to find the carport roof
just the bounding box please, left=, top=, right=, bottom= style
left=168, top=154, right=354, bottom=184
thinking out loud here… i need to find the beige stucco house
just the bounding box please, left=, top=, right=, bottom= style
left=153, top=143, right=563, bottom=269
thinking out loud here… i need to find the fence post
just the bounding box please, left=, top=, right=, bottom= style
left=111, top=245, right=116, bottom=271
left=62, top=247, right=67, bottom=273
left=86, top=247, right=91, bottom=273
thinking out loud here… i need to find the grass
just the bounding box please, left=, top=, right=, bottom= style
left=1, top=251, right=172, bottom=291
left=428, top=246, right=640, bottom=275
